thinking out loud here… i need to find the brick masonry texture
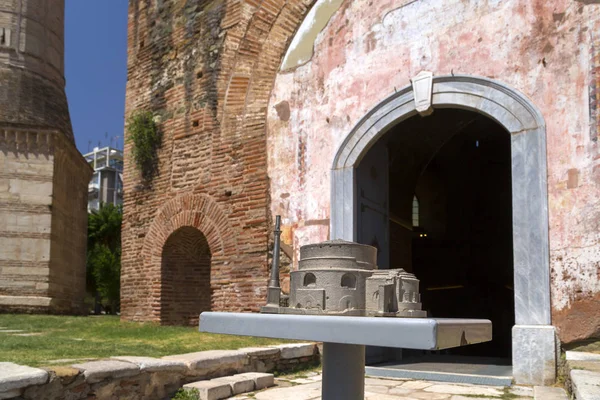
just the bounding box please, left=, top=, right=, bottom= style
left=121, top=0, right=316, bottom=323
left=0, top=0, right=91, bottom=313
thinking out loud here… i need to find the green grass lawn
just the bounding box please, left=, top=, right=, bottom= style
left=0, top=314, right=289, bottom=367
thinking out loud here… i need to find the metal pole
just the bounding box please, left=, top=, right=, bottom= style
left=322, top=342, right=365, bottom=400
left=265, top=215, right=281, bottom=307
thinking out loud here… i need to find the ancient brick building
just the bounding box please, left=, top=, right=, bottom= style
left=0, top=0, right=92, bottom=313
left=122, top=0, right=600, bottom=385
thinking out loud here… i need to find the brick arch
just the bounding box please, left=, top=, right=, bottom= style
left=218, top=0, right=318, bottom=133
left=143, top=193, right=237, bottom=322
left=143, top=193, right=237, bottom=263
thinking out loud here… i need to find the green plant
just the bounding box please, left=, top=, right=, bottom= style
left=171, top=388, right=198, bottom=400
left=87, top=203, right=122, bottom=313
left=126, top=110, right=161, bottom=182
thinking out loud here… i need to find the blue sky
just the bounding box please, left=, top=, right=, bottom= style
left=65, top=1, right=129, bottom=154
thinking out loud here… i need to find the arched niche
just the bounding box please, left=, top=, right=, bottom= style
left=331, top=75, right=550, bottom=327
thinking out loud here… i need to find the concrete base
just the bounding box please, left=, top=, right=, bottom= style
left=512, top=325, right=556, bottom=385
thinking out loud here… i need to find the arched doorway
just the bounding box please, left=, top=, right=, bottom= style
left=331, top=75, right=555, bottom=384
left=359, top=108, right=514, bottom=360
left=161, top=226, right=212, bottom=326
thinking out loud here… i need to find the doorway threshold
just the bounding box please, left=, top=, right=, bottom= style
left=366, top=355, right=513, bottom=386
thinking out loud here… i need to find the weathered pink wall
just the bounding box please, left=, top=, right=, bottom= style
left=266, top=0, right=600, bottom=343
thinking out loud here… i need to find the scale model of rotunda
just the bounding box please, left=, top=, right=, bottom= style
left=262, top=239, right=426, bottom=317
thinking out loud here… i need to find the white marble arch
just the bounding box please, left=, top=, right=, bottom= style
left=330, top=75, right=555, bottom=385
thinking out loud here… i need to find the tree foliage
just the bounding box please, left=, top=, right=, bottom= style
left=126, top=110, right=161, bottom=182
left=87, top=203, right=122, bottom=313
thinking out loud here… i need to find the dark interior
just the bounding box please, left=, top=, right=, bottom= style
left=359, top=108, right=514, bottom=360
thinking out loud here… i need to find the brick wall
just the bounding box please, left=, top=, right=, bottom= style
left=121, top=0, right=315, bottom=323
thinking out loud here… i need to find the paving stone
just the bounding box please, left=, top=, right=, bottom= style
left=212, top=375, right=255, bottom=395
left=533, top=386, right=568, bottom=400
left=236, top=372, right=274, bottom=389
left=409, top=392, right=451, bottom=399
left=163, top=350, right=247, bottom=370
left=112, top=356, right=187, bottom=372
left=510, top=385, right=534, bottom=397
left=566, top=351, right=600, bottom=362
left=365, top=384, right=390, bottom=394
left=0, top=330, right=24, bottom=333
left=183, top=380, right=233, bottom=400
left=570, top=369, right=600, bottom=400
left=12, top=333, right=42, bottom=337
left=401, top=380, right=434, bottom=390
left=0, top=362, right=48, bottom=391
left=71, top=360, right=139, bottom=383
left=254, top=381, right=321, bottom=400
left=237, top=347, right=280, bottom=357
left=424, top=383, right=502, bottom=397
left=365, top=377, right=401, bottom=387
left=389, top=386, right=418, bottom=395
left=290, top=378, right=316, bottom=384
left=274, top=343, right=316, bottom=359
left=365, top=392, right=416, bottom=399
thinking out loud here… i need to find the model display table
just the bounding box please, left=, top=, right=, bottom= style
left=199, top=312, right=492, bottom=400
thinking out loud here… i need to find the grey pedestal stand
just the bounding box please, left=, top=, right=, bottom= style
left=200, top=312, right=492, bottom=400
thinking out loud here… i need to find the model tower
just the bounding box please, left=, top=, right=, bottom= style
left=0, top=0, right=92, bottom=313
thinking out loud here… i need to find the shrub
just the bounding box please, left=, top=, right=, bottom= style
left=126, top=110, right=161, bottom=182
left=171, top=388, right=199, bottom=400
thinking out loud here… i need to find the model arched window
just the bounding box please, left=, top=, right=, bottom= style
left=412, top=196, right=419, bottom=227
left=304, top=273, right=316, bottom=287
left=341, top=273, right=357, bottom=289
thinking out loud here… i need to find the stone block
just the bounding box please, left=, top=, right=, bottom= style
left=533, top=386, right=568, bottom=400
left=0, top=362, right=48, bottom=392
left=212, top=375, right=254, bottom=394
left=71, top=360, right=140, bottom=383
left=512, top=325, right=556, bottom=385
left=163, top=350, right=248, bottom=371
left=112, top=356, right=187, bottom=372
left=566, top=351, right=600, bottom=362
left=273, top=343, right=315, bottom=359
left=424, top=383, right=503, bottom=397
left=236, top=372, right=274, bottom=389
left=183, top=380, right=232, bottom=400
left=571, top=369, right=600, bottom=400
left=237, top=347, right=280, bottom=357
left=0, top=389, right=21, bottom=399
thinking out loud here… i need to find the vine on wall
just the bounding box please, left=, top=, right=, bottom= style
left=126, top=110, right=161, bottom=183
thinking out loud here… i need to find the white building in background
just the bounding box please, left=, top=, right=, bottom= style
left=84, top=147, right=123, bottom=212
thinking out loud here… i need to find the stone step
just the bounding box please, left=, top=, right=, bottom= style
left=183, top=373, right=275, bottom=400
left=566, top=351, right=600, bottom=362
left=183, top=380, right=232, bottom=400
left=571, top=369, right=600, bottom=400
left=533, top=386, right=569, bottom=400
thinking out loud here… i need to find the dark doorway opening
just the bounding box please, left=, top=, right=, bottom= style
left=358, top=108, right=514, bottom=363
left=161, top=226, right=212, bottom=326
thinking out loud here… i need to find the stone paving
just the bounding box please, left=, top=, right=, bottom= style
left=231, top=372, right=535, bottom=400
